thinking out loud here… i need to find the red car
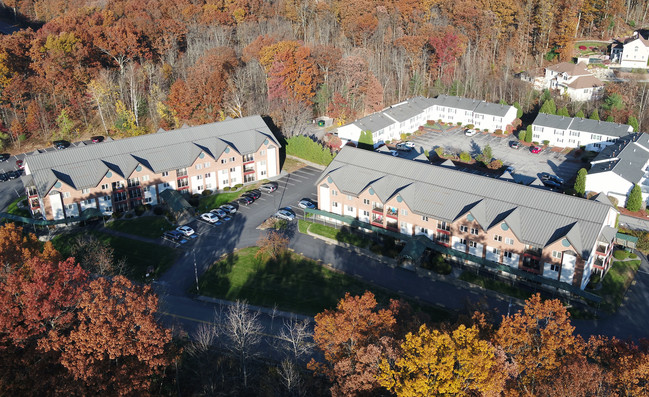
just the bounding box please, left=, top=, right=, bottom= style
left=16, top=159, right=24, bottom=169
left=530, top=146, right=542, bottom=154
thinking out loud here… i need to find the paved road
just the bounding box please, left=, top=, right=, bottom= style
left=403, top=128, right=584, bottom=187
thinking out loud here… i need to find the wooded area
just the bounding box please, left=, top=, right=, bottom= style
left=0, top=0, right=648, bottom=151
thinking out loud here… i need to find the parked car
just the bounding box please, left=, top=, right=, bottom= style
left=238, top=196, right=253, bottom=206
left=465, top=129, right=478, bottom=136
left=15, top=159, right=24, bottom=169
left=539, top=173, right=564, bottom=185
left=162, top=230, right=186, bottom=242
left=505, top=166, right=515, bottom=174
left=53, top=140, right=70, bottom=150
left=389, top=150, right=399, bottom=157
left=91, top=136, right=104, bottom=143
left=244, top=190, right=261, bottom=200
left=259, top=183, right=278, bottom=193
left=530, top=146, right=542, bottom=154
left=280, top=207, right=296, bottom=216
left=220, top=204, right=237, bottom=214
left=210, top=208, right=231, bottom=221
left=0, top=153, right=9, bottom=162
left=395, top=143, right=412, bottom=152
left=0, top=173, right=8, bottom=182
left=510, top=141, right=520, bottom=149
left=298, top=198, right=316, bottom=209
left=7, top=170, right=21, bottom=179
left=403, top=142, right=416, bottom=148
left=275, top=209, right=296, bottom=221
left=176, top=225, right=195, bottom=236
left=541, top=179, right=562, bottom=189
left=200, top=212, right=222, bottom=224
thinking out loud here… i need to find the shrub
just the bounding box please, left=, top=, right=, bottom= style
left=285, top=135, right=335, bottom=165
left=234, top=184, right=243, bottom=189
left=484, top=129, right=489, bottom=133
left=187, top=196, right=200, bottom=207
left=459, top=152, right=472, bottom=162
left=607, top=195, right=619, bottom=207
left=629, top=252, right=638, bottom=259
left=153, top=206, right=165, bottom=215
left=613, top=249, right=630, bottom=260
left=627, top=184, right=643, bottom=212
left=579, top=45, right=587, bottom=50
left=124, top=213, right=134, bottom=219
left=418, top=126, right=424, bottom=131
left=524, top=125, right=532, bottom=143
left=487, top=159, right=503, bottom=169
left=202, top=189, right=213, bottom=196
left=457, top=122, right=462, bottom=126
left=224, top=186, right=231, bottom=191
left=112, top=211, right=123, bottom=219
left=542, top=140, right=550, bottom=146
left=434, top=147, right=444, bottom=157
left=494, top=129, right=503, bottom=135
left=134, top=205, right=146, bottom=216
left=466, top=124, right=474, bottom=129
left=424, top=149, right=429, bottom=158
left=400, top=133, right=408, bottom=141
left=518, top=131, right=526, bottom=142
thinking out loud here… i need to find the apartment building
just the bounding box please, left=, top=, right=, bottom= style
left=531, top=114, right=633, bottom=151
left=587, top=133, right=649, bottom=207
left=316, top=147, right=618, bottom=290
left=429, top=95, right=518, bottom=132
left=23, top=115, right=280, bottom=220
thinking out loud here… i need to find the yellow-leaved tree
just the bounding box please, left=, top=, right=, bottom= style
left=378, top=324, right=502, bottom=396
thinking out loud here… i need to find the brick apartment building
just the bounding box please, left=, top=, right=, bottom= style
left=23, top=115, right=280, bottom=220
left=316, top=147, right=619, bottom=290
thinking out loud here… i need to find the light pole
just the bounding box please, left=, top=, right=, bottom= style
left=193, top=249, right=199, bottom=294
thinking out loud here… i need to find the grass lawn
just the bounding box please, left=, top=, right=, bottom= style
left=282, top=156, right=308, bottom=173
left=596, top=259, right=641, bottom=313
left=7, top=196, right=30, bottom=218
left=198, top=186, right=258, bottom=212
left=106, top=216, right=173, bottom=239
left=52, top=231, right=177, bottom=281
left=459, top=271, right=534, bottom=301
left=198, top=246, right=450, bottom=321
left=299, top=220, right=400, bottom=258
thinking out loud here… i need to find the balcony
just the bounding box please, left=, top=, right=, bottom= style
left=596, top=243, right=609, bottom=256
left=386, top=207, right=398, bottom=219
left=524, top=248, right=542, bottom=257
left=593, top=257, right=605, bottom=269
left=386, top=220, right=398, bottom=231
left=371, top=215, right=384, bottom=227
left=243, top=165, right=255, bottom=174
left=372, top=205, right=384, bottom=214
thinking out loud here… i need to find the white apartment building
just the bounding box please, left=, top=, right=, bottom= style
left=531, top=114, right=633, bottom=152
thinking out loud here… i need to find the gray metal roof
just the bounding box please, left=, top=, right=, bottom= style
left=382, top=101, right=425, bottom=123
left=432, top=95, right=482, bottom=111
left=569, top=117, right=632, bottom=137
left=25, top=115, right=279, bottom=196
left=353, top=112, right=396, bottom=133
left=319, top=147, right=615, bottom=258
left=532, top=113, right=573, bottom=130
left=473, top=101, right=515, bottom=117
left=588, top=133, right=649, bottom=183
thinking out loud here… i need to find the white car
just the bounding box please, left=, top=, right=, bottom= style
left=298, top=199, right=316, bottom=209
left=465, top=129, right=478, bottom=137
left=389, top=150, right=399, bottom=157
left=404, top=142, right=416, bottom=148
left=200, top=213, right=221, bottom=224
left=176, top=225, right=195, bottom=236
left=275, top=209, right=296, bottom=221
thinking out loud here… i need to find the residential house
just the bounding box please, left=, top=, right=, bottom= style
left=531, top=114, right=633, bottom=151
left=586, top=133, right=649, bottom=208
left=610, top=30, right=649, bottom=69
left=22, top=115, right=280, bottom=220
left=316, top=147, right=619, bottom=290
left=543, top=62, right=604, bottom=101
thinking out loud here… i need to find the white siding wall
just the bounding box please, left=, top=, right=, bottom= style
left=543, top=263, right=560, bottom=280
left=98, top=195, right=112, bottom=214
left=49, top=192, right=65, bottom=220
left=230, top=166, right=242, bottom=185
left=336, top=124, right=363, bottom=145
left=267, top=147, right=277, bottom=178
left=65, top=202, right=79, bottom=218
left=257, top=160, right=267, bottom=180
left=319, top=185, right=330, bottom=212
left=503, top=252, right=519, bottom=268
left=204, top=173, right=217, bottom=190
left=468, top=242, right=483, bottom=257
left=485, top=246, right=500, bottom=263
left=586, top=171, right=634, bottom=206
left=560, top=253, right=577, bottom=284
left=451, top=236, right=467, bottom=252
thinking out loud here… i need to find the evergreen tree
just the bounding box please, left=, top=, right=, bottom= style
left=575, top=110, right=585, bottom=118
left=626, top=184, right=643, bottom=212
left=358, top=130, right=374, bottom=151
left=525, top=125, right=533, bottom=142
left=539, top=99, right=556, bottom=115
left=574, top=168, right=587, bottom=197
left=513, top=102, right=523, bottom=118
left=518, top=130, right=526, bottom=142
left=628, top=116, right=639, bottom=132
left=557, top=107, right=570, bottom=117
left=590, top=109, right=600, bottom=120
left=606, top=115, right=614, bottom=122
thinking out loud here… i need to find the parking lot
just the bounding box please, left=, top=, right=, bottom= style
left=401, top=128, right=584, bottom=185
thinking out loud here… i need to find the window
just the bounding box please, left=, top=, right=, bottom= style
left=402, top=209, right=408, bottom=216
left=103, top=196, right=110, bottom=201
left=161, top=171, right=169, bottom=177
left=142, top=175, right=149, bottom=182
left=436, top=233, right=450, bottom=243
left=471, top=228, right=479, bottom=235
left=195, top=163, right=203, bottom=170
left=197, top=185, right=203, bottom=191
left=63, top=192, right=71, bottom=198
left=82, top=188, right=90, bottom=194
left=178, top=178, right=189, bottom=188
left=505, top=237, right=514, bottom=245
left=206, top=183, right=212, bottom=189
left=196, top=175, right=203, bottom=180
left=220, top=169, right=228, bottom=175
left=458, top=238, right=467, bottom=245
left=491, top=247, right=501, bottom=255
left=260, top=150, right=265, bottom=156
left=363, top=198, right=370, bottom=205
left=144, top=197, right=152, bottom=204
left=459, top=225, right=468, bottom=233
left=419, top=227, right=429, bottom=234
left=347, top=195, right=353, bottom=200
left=331, top=190, right=338, bottom=196
left=244, top=173, right=255, bottom=183
left=176, top=168, right=188, bottom=177
left=230, top=157, right=235, bottom=162
left=230, top=167, right=236, bottom=173
left=469, top=241, right=478, bottom=248
left=552, top=250, right=562, bottom=259
left=243, top=154, right=254, bottom=162
left=221, top=159, right=227, bottom=164
left=550, top=263, right=560, bottom=271
left=205, top=173, right=211, bottom=178
left=204, top=162, right=210, bottom=168
left=503, top=251, right=513, bottom=258
left=493, top=235, right=502, bottom=242
left=362, top=210, right=369, bottom=217
left=101, top=183, right=109, bottom=190
left=346, top=205, right=354, bottom=212
left=332, top=202, right=339, bottom=208
left=261, top=170, right=266, bottom=176
left=128, top=177, right=140, bottom=187
left=422, top=216, right=429, bottom=222
left=437, top=221, right=449, bottom=231
left=163, top=182, right=170, bottom=188
left=591, top=134, right=602, bottom=141
left=222, top=180, right=228, bottom=185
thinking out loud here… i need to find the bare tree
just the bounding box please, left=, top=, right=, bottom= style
left=221, top=300, right=263, bottom=388
left=278, top=358, right=305, bottom=397
left=278, top=317, right=313, bottom=363
left=71, top=234, right=119, bottom=276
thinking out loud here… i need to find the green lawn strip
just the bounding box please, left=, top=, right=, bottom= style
left=299, top=220, right=371, bottom=248
left=7, top=196, right=30, bottom=218
left=298, top=219, right=311, bottom=234
left=198, top=186, right=257, bottom=212
left=596, top=259, right=641, bottom=312
left=458, top=271, right=534, bottom=301
left=198, top=247, right=450, bottom=321
left=106, top=216, right=173, bottom=239
left=52, top=231, right=177, bottom=281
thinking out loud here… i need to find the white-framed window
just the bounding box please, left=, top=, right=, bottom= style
left=144, top=197, right=152, bottom=203
left=205, top=173, right=211, bottom=178
left=492, top=247, right=501, bottom=255
left=197, top=185, right=203, bottom=191
left=503, top=251, right=513, bottom=258
left=362, top=210, right=369, bottom=217
left=66, top=204, right=75, bottom=210
left=552, top=250, right=562, bottom=259
left=230, top=157, right=235, bottom=162
left=103, top=195, right=110, bottom=201
left=63, top=192, right=71, bottom=198
left=332, top=202, right=339, bottom=208
left=346, top=205, right=354, bottom=212
left=363, top=198, right=370, bottom=205
left=459, top=225, right=468, bottom=233
left=196, top=163, right=203, bottom=170
left=196, top=175, right=203, bottom=180
left=142, top=175, right=149, bottom=182
left=163, top=182, right=170, bottom=188
left=505, top=237, right=514, bottom=245
left=222, top=180, right=228, bottom=185
left=204, top=162, right=210, bottom=168
left=459, top=238, right=467, bottom=245
left=82, top=188, right=90, bottom=194
left=493, top=235, right=502, bottom=242
left=260, top=150, right=265, bottom=156
left=347, top=195, right=353, bottom=200
left=469, top=241, right=478, bottom=248
left=422, top=216, right=429, bottom=222
left=221, top=159, right=227, bottom=164
left=550, top=263, right=560, bottom=271
left=220, top=169, right=228, bottom=175
left=230, top=167, right=236, bottom=173
left=331, top=190, right=338, bottom=196
left=471, top=228, right=479, bottom=235
left=161, top=171, right=169, bottom=177
left=402, top=209, right=408, bottom=216
left=206, top=183, right=213, bottom=189
left=101, top=183, right=109, bottom=190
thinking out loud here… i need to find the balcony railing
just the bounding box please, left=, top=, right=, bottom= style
left=524, top=248, right=542, bottom=257
left=386, top=221, right=398, bottom=231
left=372, top=206, right=384, bottom=213
left=596, top=244, right=608, bottom=255
left=386, top=208, right=398, bottom=218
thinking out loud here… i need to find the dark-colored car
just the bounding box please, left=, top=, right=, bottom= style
left=7, top=170, right=21, bottom=179
left=91, top=136, right=104, bottom=143
left=541, top=179, right=562, bottom=189
left=0, top=153, right=9, bottom=162
left=238, top=196, right=254, bottom=206
left=248, top=189, right=261, bottom=199
left=53, top=140, right=70, bottom=150
left=539, top=173, right=564, bottom=185
left=0, top=173, right=8, bottom=182
left=510, top=141, right=520, bottom=149
left=259, top=183, right=278, bottom=193
left=162, top=230, right=186, bottom=242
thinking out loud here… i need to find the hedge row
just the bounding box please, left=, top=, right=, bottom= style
left=286, top=135, right=335, bottom=166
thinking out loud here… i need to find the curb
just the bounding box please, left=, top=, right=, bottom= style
left=194, top=295, right=312, bottom=321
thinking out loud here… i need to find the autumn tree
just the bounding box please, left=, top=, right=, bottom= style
left=495, top=294, right=581, bottom=395
left=43, top=276, right=175, bottom=395
left=378, top=324, right=502, bottom=396
left=308, top=291, right=402, bottom=396
left=587, top=336, right=649, bottom=396
left=256, top=230, right=290, bottom=260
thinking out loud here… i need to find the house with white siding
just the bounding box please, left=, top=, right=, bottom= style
left=531, top=114, right=633, bottom=151
left=611, top=31, right=649, bottom=69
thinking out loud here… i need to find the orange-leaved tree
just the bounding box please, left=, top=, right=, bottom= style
left=378, top=324, right=502, bottom=396
left=308, top=291, right=401, bottom=396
